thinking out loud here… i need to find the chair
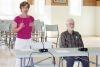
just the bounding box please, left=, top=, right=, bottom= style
left=0, top=33, right=6, bottom=47
left=45, top=25, right=59, bottom=48
left=32, top=20, right=44, bottom=42
left=9, top=20, right=16, bottom=49
left=0, top=20, right=12, bottom=48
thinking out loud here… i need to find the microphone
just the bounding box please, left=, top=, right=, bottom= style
left=78, top=47, right=88, bottom=51
left=39, top=42, right=48, bottom=52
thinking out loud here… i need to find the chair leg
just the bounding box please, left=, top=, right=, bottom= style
left=20, top=58, right=23, bottom=67
left=61, top=58, right=63, bottom=67
left=78, top=61, right=80, bottom=67
left=53, top=57, right=56, bottom=64
left=56, top=37, right=59, bottom=48
left=30, top=58, right=34, bottom=66
left=23, top=58, right=26, bottom=67
left=45, top=37, right=47, bottom=42
left=9, top=33, right=11, bottom=49
left=59, top=57, right=64, bottom=67
left=59, top=58, right=62, bottom=67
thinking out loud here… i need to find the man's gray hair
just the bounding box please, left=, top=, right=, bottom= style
left=66, top=18, right=75, bottom=25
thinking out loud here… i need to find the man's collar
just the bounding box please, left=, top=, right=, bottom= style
left=66, top=30, right=74, bottom=35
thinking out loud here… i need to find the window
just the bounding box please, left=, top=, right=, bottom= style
left=0, top=0, right=26, bottom=19
left=68, top=0, right=83, bottom=16
left=35, top=0, right=45, bottom=15
left=0, top=0, right=13, bottom=15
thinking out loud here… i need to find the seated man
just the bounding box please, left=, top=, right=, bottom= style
left=59, top=18, right=89, bottom=67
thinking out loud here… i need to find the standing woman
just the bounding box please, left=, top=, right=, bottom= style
left=12, top=1, right=34, bottom=49
left=12, top=1, right=34, bottom=67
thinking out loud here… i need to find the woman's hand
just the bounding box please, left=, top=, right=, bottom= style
left=19, top=23, right=25, bottom=29
left=29, top=22, right=33, bottom=27
left=12, top=22, right=25, bottom=33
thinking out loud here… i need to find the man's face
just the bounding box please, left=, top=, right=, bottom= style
left=67, top=20, right=75, bottom=31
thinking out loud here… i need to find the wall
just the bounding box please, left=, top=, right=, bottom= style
left=96, top=6, right=100, bottom=36
left=29, top=4, right=52, bottom=25
left=28, top=0, right=98, bottom=36
left=51, top=6, right=96, bottom=36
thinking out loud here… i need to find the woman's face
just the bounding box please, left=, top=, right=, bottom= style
left=21, top=5, right=29, bottom=14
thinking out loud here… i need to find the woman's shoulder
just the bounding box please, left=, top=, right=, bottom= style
left=14, top=15, right=20, bottom=19
left=28, top=15, right=34, bottom=19
left=14, top=15, right=22, bottom=20
left=28, top=15, right=34, bottom=22
left=14, top=15, right=22, bottom=22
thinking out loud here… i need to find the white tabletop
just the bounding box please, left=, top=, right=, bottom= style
left=14, top=49, right=52, bottom=58
left=14, top=48, right=100, bottom=58
left=88, top=48, right=100, bottom=55
left=50, top=48, right=88, bottom=57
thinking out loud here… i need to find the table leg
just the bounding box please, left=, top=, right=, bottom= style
left=20, top=58, right=23, bottom=67
left=96, top=55, right=98, bottom=67
left=24, top=58, right=26, bottom=67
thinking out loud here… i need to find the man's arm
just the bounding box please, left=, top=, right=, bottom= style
left=78, top=33, right=84, bottom=48
left=59, top=33, right=68, bottom=48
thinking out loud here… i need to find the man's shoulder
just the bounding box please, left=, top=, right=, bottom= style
left=61, top=31, right=67, bottom=35
left=74, top=31, right=81, bottom=36
left=60, top=31, right=81, bottom=36
left=74, top=31, right=79, bottom=34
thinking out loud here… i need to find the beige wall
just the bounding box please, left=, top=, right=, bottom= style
left=29, top=5, right=52, bottom=24
left=29, top=6, right=97, bottom=36
left=96, top=7, right=100, bottom=36
left=51, top=6, right=96, bottom=36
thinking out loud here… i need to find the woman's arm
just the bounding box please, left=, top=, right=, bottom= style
left=29, top=22, right=35, bottom=33
left=12, top=21, right=24, bottom=33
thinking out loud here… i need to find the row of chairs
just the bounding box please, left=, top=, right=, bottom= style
left=34, top=19, right=59, bottom=48
left=0, top=20, right=12, bottom=48
left=0, top=19, right=59, bottom=49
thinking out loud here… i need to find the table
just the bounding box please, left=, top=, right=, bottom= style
left=14, top=48, right=100, bottom=67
